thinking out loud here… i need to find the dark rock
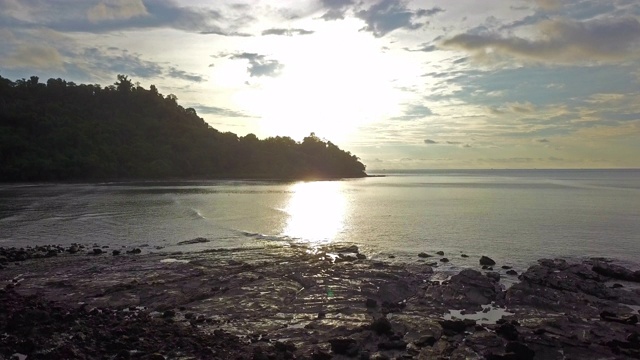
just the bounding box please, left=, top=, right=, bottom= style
left=92, top=248, right=103, bottom=255
left=414, top=335, right=437, bottom=347
left=329, top=337, right=359, bottom=356
left=377, top=340, right=406, bottom=350
left=274, top=341, right=296, bottom=352
left=45, top=250, right=58, bottom=257
left=418, top=252, right=432, bottom=258
left=162, top=310, right=176, bottom=318
left=496, top=322, right=519, bottom=341
left=177, top=237, right=210, bottom=245
left=68, top=245, right=79, bottom=254
left=112, top=250, right=121, bottom=256
left=436, top=251, right=444, bottom=256
left=486, top=272, right=500, bottom=282
left=371, top=316, right=392, bottom=335
left=146, top=354, right=165, bottom=360
left=461, top=254, right=469, bottom=258
left=482, top=265, right=493, bottom=270
left=365, top=298, right=377, bottom=308
left=311, top=348, right=332, bottom=360
left=440, top=258, right=449, bottom=263
left=388, top=255, right=395, bottom=259
left=505, top=341, right=535, bottom=360
left=600, top=311, right=638, bottom=324
left=592, top=261, right=640, bottom=282
left=438, top=319, right=468, bottom=335
left=356, top=253, right=367, bottom=260
left=501, top=265, right=512, bottom=269
left=506, top=270, right=518, bottom=276
left=317, top=311, right=326, bottom=319
left=127, top=248, right=142, bottom=254
left=612, top=283, right=624, bottom=288
left=480, top=256, right=496, bottom=266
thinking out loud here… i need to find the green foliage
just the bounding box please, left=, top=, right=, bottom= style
left=0, top=74, right=366, bottom=181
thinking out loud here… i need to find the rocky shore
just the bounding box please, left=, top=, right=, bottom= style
left=1, top=243, right=640, bottom=359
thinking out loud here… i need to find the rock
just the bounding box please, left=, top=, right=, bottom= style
left=612, top=283, right=624, bottom=288
left=480, top=256, right=496, bottom=266
left=418, top=252, right=432, bottom=258
left=328, top=337, right=359, bottom=356
left=438, top=319, right=468, bottom=335
left=177, top=237, right=210, bottom=245
left=496, top=322, right=519, bottom=341
left=112, top=250, right=121, bottom=256
left=162, top=310, right=176, bottom=318
left=146, top=354, right=165, bottom=360
left=414, top=335, right=437, bottom=347
left=92, top=248, right=103, bottom=255
left=317, top=311, right=326, bottom=319
left=68, top=245, right=79, bottom=254
left=436, top=251, right=444, bottom=256
left=600, top=311, right=638, bottom=325
left=377, top=340, right=406, bottom=350
left=274, top=341, right=296, bottom=352
left=486, top=272, right=500, bottom=282
left=461, top=254, right=469, bottom=258
left=311, top=348, right=332, bottom=360
left=356, top=253, right=367, bottom=260
left=365, top=298, right=377, bottom=308
left=482, top=265, right=493, bottom=270
left=505, top=341, right=535, bottom=360
left=592, top=261, right=640, bottom=282
left=127, top=248, right=142, bottom=254
left=501, top=265, right=512, bottom=269
left=440, top=258, right=449, bottom=263
left=371, top=316, right=392, bottom=335
left=388, top=255, right=395, bottom=259
left=336, top=245, right=359, bottom=253
left=506, top=270, right=518, bottom=276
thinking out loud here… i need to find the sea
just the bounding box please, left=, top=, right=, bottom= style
left=1, top=169, right=639, bottom=272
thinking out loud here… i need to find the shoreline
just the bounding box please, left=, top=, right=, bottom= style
left=2, top=244, right=640, bottom=359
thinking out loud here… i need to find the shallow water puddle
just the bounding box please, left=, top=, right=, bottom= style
left=443, top=304, right=514, bottom=324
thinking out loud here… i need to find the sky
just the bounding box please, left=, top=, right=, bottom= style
left=1, top=0, right=639, bottom=170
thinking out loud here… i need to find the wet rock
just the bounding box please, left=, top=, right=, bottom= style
left=162, top=310, right=176, bottom=318
left=436, top=251, right=444, bottom=256
left=438, top=319, right=468, bottom=335
left=112, top=250, right=121, bottom=256
left=336, top=245, right=359, bottom=254
left=177, top=237, right=210, bottom=245
left=480, top=256, right=496, bottom=266
left=461, top=254, right=469, bottom=258
left=611, top=283, right=624, bottom=288
left=506, top=270, right=518, bottom=276
left=418, top=252, right=432, bottom=258
left=414, top=335, right=437, bottom=347
left=127, top=248, right=142, bottom=254
left=426, top=269, right=501, bottom=307
left=440, top=258, right=449, bottom=263
left=482, top=265, right=493, bottom=270
left=356, top=253, right=367, bottom=260
left=146, top=354, right=165, bottom=360
left=600, top=311, right=638, bottom=324
left=311, top=348, right=332, bottom=360
left=92, top=248, right=103, bottom=255
left=501, top=265, right=512, bottom=269
left=68, top=245, right=79, bottom=254
left=328, top=337, right=359, bottom=357
left=486, top=272, right=500, bottom=282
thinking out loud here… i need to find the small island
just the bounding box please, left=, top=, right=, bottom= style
left=0, top=75, right=366, bottom=182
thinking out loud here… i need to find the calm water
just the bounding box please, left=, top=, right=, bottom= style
left=1, top=169, right=639, bottom=269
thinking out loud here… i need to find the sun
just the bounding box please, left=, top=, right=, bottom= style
left=230, top=18, right=416, bottom=143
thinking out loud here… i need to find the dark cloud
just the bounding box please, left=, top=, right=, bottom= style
left=229, top=53, right=283, bottom=77
left=166, top=67, right=205, bottom=82
left=424, top=139, right=438, bottom=144
left=262, top=28, right=314, bottom=36
left=443, top=17, right=640, bottom=64
left=536, top=138, right=550, bottom=143
left=319, top=0, right=355, bottom=21
left=405, top=43, right=437, bottom=52
left=192, top=105, right=250, bottom=118
left=83, top=47, right=163, bottom=78
left=0, top=0, right=252, bottom=36
left=355, top=0, right=441, bottom=37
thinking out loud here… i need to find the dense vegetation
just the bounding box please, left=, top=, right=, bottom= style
left=0, top=75, right=366, bottom=181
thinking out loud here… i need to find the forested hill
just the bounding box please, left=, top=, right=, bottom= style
left=0, top=75, right=366, bottom=181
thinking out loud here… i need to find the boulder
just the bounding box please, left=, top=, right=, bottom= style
left=480, top=256, right=496, bottom=266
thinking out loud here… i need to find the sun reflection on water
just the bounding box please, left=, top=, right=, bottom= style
left=281, top=181, right=347, bottom=245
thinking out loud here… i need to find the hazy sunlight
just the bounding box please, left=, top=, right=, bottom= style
left=281, top=181, right=347, bottom=245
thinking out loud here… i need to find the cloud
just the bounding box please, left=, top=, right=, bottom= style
left=229, top=53, right=284, bottom=77
left=536, top=138, right=550, bottom=143
left=87, top=0, right=148, bottom=23
left=424, top=139, right=438, bottom=144
left=355, top=0, right=441, bottom=37
left=443, top=17, right=640, bottom=64
left=166, top=67, right=205, bottom=82
left=192, top=105, right=250, bottom=118
left=262, top=28, right=314, bottom=36
left=446, top=141, right=462, bottom=145
left=405, top=43, right=437, bottom=52
left=319, top=0, right=355, bottom=21
left=393, top=104, right=433, bottom=120
left=0, top=0, right=252, bottom=36
left=3, top=44, right=64, bottom=70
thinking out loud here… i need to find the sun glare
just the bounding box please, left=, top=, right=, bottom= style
left=281, top=181, right=347, bottom=245
left=230, top=19, right=414, bottom=142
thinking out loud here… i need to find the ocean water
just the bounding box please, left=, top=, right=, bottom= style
left=1, top=169, right=639, bottom=270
